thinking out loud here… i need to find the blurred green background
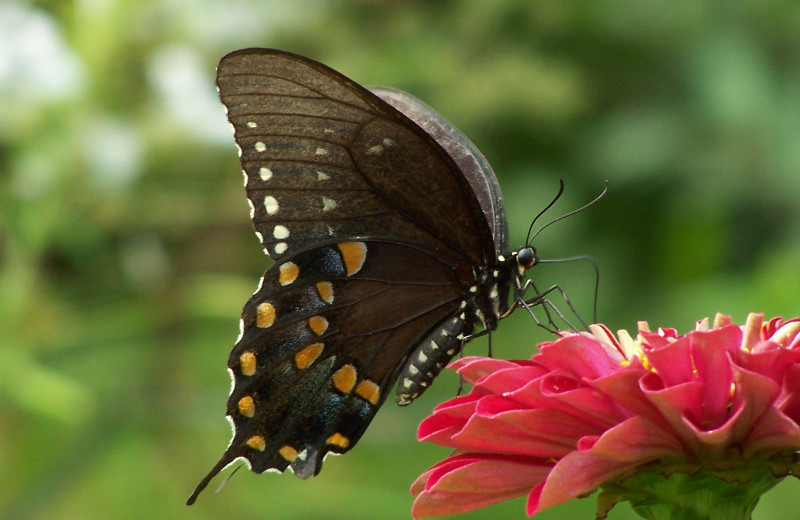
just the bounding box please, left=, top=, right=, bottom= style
left=3, top=1, right=800, bottom=519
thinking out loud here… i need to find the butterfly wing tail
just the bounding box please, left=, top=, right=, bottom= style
left=186, top=450, right=240, bottom=505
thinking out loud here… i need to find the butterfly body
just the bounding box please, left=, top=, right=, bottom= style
left=188, top=49, right=534, bottom=505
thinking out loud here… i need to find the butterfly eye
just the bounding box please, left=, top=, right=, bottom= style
left=517, top=247, right=537, bottom=270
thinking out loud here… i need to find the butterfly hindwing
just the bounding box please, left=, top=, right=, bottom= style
left=212, top=240, right=465, bottom=479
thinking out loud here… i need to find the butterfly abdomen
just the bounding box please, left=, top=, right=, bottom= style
left=396, top=306, right=474, bottom=405
left=395, top=256, right=517, bottom=405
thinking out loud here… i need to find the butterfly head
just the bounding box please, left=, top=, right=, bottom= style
left=515, top=246, right=537, bottom=276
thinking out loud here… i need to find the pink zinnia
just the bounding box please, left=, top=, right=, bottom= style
left=411, top=313, right=800, bottom=519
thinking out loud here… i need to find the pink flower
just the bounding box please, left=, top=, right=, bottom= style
left=411, top=313, right=800, bottom=519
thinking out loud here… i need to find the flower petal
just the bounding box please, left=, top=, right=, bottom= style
left=450, top=356, right=534, bottom=385
left=528, top=452, right=633, bottom=514
left=535, top=334, right=625, bottom=378
left=583, top=415, right=686, bottom=461
left=745, top=407, right=800, bottom=455
left=411, top=454, right=551, bottom=519
left=453, top=405, right=604, bottom=457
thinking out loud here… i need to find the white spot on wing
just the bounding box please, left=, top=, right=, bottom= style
left=274, top=242, right=288, bottom=255
left=235, top=319, right=245, bottom=343
left=225, top=413, right=238, bottom=448
left=235, top=143, right=243, bottom=158
left=264, top=195, right=279, bottom=215
left=317, top=171, right=330, bottom=181
left=254, top=231, right=264, bottom=243
left=241, top=170, right=248, bottom=187
left=259, top=167, right=273, bottom=181
left=367, top=145, right=383, bottom=155
left=247, top=198, right=255, bottom=219
left=255, top=141, right=266, bottom=152
left=227, top=368, right=237, bottom=399
left=246, top=121, right=257, bottom=128
left=273, top=225, right=290, bottom=239
left=383, top=138, right=395, bottom=147
left=315, top=147, right=328, bottom=156
left=322, top=197, right=336, bottom=212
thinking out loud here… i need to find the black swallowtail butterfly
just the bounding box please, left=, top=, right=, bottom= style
left=188, top=48, right=545, bottom=504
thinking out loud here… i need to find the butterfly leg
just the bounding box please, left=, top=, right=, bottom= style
left=504, top=279, right=587, bottom=331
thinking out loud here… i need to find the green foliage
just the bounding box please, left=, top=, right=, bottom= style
left=2, top=1, right=799, bottom=519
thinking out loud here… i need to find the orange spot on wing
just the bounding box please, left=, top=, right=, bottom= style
left=256, top=302, right=275, bottom=328
left=279, top=445, right=298, bottom=462
left=326, top=433, right=350, bottom=449
left=240, top=352, right=257, bottom=376
left=308, top=316, right=329, bottom=336
left=337, top=242, right=367, bottom=276
left=315, top=281, right=334, bottom=303
left=355, top=380, right=381, bottom=405
left=246, top=435, right=266, bottom=451
left=295, top=343, right=324, bottom=369
left=332, top=365, right=357, bottom=394
left=278, top=262, right=299, bottom=285
left=238, top=396, right=255, bottom=417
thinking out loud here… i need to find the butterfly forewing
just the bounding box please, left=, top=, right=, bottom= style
left=216, top=49, right=495, bottom=264
left=188, top=49, right=506, bottom=504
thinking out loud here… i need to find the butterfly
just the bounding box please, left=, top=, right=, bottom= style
left=188, top=48, right=548, bottom=504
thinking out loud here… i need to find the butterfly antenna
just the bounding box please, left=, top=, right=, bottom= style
left=525, top=179, right=565, bottom=246
left=528, top=181, right=608, bottom=245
